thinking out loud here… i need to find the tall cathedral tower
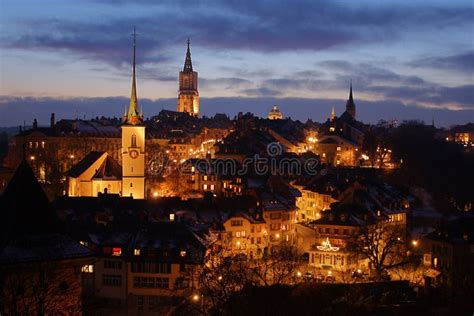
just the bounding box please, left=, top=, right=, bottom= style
left=177, top=39, right=199, bottom=116
left=122, top=29, right=145, bottom=199
left=345, top=82, right=356, bottom=119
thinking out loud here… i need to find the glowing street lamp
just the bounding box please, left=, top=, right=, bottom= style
left=192, top=293, right=204, bottom=307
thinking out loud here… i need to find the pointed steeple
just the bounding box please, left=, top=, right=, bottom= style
left=345, top=80, right=356, bottom=119
left=183, top=38, right=193, bottom=72
left=124, top=28, right=143, bottom=125
left=349, top=82, right=353, bottom=102
left=330, top=106, right=335, bottom=121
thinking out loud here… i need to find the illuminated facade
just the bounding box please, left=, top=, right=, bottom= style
left=222, top=213, right=268, bottom=258
left=122, top=31, right=146, bottom=199
left=67, top=152, right=122, bottom=197
left=268, top=105, right=283, bottom=120
left=177, top=40, right=199, bottom=116
left=294, top=186, right=338, bottom=222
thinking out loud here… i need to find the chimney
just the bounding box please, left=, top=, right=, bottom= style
left=50, top=113, right=55, bottom=128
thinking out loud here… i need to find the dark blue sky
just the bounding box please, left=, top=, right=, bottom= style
left=0, top=0, right=473, bottom=127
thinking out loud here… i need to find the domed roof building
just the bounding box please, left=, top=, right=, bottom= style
left=268, top=105, right=283, bottom=120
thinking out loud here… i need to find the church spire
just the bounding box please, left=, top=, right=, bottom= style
left=349, top=81, right=353, bottom=102
left=345, top=80, right=356, bottom=119
left=183, top=38, right=193, bottom=72
left=330, top=106, right=335, bottom=121
left=124, top=28, right=143, bottom=125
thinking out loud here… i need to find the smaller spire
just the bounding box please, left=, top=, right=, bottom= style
left=183, top=38, right=193, bottom=72
left=330, top=106, right=335, bottom=121
left=345, top=80, right=356, bottom=119
left=349, top=79, right=353, bottom=102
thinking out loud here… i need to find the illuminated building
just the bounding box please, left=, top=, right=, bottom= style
left=67, top=151, right=122, bottom=197
left=261, top=193, right=297, bottom=246
left=121, top=30, right=146, bottom=199
left=268, top=105, right=283, bottom=120
left=66, top=31, right=146, bottom=199
left=177, top=39, right=199, bottom=116
left=314, top=84, right=364, bottom=166
left=222, top=213, right=268, bottom=258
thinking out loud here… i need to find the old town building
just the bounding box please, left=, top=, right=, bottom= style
left=177, top=40, right=199, bottom=116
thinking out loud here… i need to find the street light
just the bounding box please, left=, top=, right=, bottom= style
left=192, top=293, right=204, bottom=308
left=412, top=240, right=418, bottom=247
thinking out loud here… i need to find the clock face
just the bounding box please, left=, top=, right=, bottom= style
left=130, top=150, right=139, bottom=159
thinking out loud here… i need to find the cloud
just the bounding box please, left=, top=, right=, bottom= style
left=1, top=95, right=472, bottom=128
left=409, top=51, right=474, bottom=74
left=240, top=87, right=284, bottom=97
left=368, top=84, right=474, bottom=110
left=200, top=77, right=253, bottom=89
left=3, top=0, right=473, bottom=67
left=241, top=61, right=473, bottom=110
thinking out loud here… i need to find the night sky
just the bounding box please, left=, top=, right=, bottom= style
left=0, top=0, right=473, bottom=127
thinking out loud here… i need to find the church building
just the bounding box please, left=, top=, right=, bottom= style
left=67, top=30, right=146, bottom=199
left=177, top=40, right=199, bottom=116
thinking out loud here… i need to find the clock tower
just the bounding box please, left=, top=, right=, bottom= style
left=122, top=29, right=145, bottom=199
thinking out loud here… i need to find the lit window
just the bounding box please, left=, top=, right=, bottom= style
left=170, top=214, right=175, bottom=221
left=337, top=147, right=341, bottom=151
left=180, top=250, right=186, bottom=257
left=203, top=184, right=208, bottom=190
left=191, top=166, right=195, bottom=172
left=210, top=184, right=215, bottom=191
left=41, top=141, right=45, bottom=148
left=81, top=265, right=94, bottom=273
left=134, top=249, right=141, bottom=256
left=112, top=247, right=122, bottom=256
left=79, top=241, right=89, bottom=247
left=203, top=175, right=208, bottom=181
left=236, top=230, right=246, bottom=237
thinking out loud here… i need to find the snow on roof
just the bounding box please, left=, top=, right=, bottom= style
left=0, top=234, right=92, bottom=264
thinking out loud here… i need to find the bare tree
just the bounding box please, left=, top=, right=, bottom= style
left=0, top=261, right=83, bottom=315
left=349, top=221, right=407, bottom=280
left=362, top=126, right=392, bottom=168
left=192, top=246, right=250, bottom=315
left=249, top=244, right=301, bottom=286
left=390, top=258, right=426, bottom=286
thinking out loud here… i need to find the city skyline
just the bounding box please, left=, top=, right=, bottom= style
left=1, top=0, right=473, bottom=127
